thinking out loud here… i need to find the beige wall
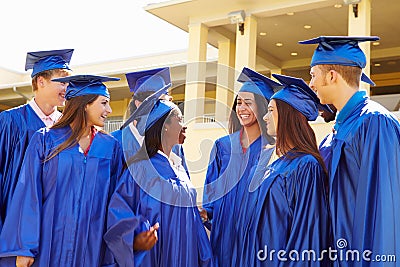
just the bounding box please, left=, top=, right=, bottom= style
left=109, top=99, right=130, bottom=118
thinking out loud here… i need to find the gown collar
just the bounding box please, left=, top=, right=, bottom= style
left=334, top=91, right=367, bottom=131
left=29, top=98, right=62, bottom=126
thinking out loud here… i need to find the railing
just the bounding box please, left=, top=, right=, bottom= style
left=103, top=120, right=123, bottom=133
left=181, top=114, right=216, bottom=123
left=202, top=114, right=216, bottom=123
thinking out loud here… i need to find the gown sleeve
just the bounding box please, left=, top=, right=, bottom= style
left=0, top=112, right=13, bottom=229
left=104, top=169, right=150, bottom=267
left=351, top=115, right=400, bottom=258
left=0, top=130, right=45, bottom=258
left=0, top=111, right=22, bottom=230
left=202, top=141, right=222, bottom=220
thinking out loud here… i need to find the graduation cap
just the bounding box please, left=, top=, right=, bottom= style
left=52, top=75, right=120, bottom=100
left=299, top=36, right=379, bottom=86
left=237, top=67, right=283, bottom=100
left=25, top=49, right=74, bottom=78
left=271, top=74, right=333, bottom=121
left=125, top=67, right=171, bottom=95
left=360, top=73, right=376, bottom=86
left=120, top=87, right=175, bottom=134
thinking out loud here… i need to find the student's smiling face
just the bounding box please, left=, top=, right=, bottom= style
left=85, top=96, right=112, bottom=127
left=236, top=92, right=258, bottom=128
left=263, top=99, right=278, bottom=137
left=309, top=65, right=333, bottom=105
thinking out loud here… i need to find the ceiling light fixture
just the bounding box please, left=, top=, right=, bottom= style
left=304, top=25, right=312, bottom=29
left=286, top=12, right=295, bottom=16
left=291, top=52, right=298, bottom=56
left=260, top=32, right=267, bottom=36
left=372, top=42, right=380, bottom=46
left=334, top=4, right=342, bottom=8
left=276, top=43, right=283, bottom=47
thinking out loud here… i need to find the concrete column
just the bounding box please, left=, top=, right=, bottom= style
left=185, top=23, right=208, bottom=123
left=234, top=15, right=258, bottom=92
left=348, top=0, right=372, bottom=94
left=270, top=68, right=282, bottom=75
left=215, top=40, right=235, bottom=122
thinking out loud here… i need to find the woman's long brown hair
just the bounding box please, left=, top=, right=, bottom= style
left=45, top=94, right=99, bottom=161
left=275, top=99, right=327, bottom=176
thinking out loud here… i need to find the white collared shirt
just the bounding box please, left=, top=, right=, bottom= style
left=29, top=98, right=62, bottom=127
left=157, top=150, right=188, bottom=177
left=157, top=150, right=193, bottom=187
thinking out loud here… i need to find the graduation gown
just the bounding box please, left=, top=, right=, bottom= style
left=202, top=130, right=268, bottom=266
left=111, top=126, right=142, bottom=163
left=104, top=152, right=212, bottom=267
left=322, top=92, right=400, bottom=266
left=0, top=126, right=124, bottom=267
left=237, top=151, right=330, bottom=266
left=112, top=126, right=188, bottom=174
left=0, top=104, right=45, bottom=231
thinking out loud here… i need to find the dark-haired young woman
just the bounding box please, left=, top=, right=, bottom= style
left=104, top=97, right=212, bottom=267
left=201, top=67, right=277, bottom=266
left=236, top=74, right=331, bottom=267
left=0, top=75, right=123, bottom=267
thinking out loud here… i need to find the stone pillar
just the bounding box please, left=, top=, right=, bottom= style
left=348, top=0, right=372, bottom=94
left=234, top=15, right=258, bottom=93
left=215, top=40, right=235, bottom=122
left=185, top=23, right=208, bottom=122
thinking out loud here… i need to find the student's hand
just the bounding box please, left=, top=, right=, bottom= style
left=198, top=207, right=208, bottom=223
left=16, top=256, right=34, bottom=267
left=133, top=222, right=159, bottom=251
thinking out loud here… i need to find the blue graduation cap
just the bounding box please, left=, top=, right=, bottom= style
left=271, top=74, right=333, bottom=121
left=52, top=75, right=120, bottom=100
left=299, top=36, right=379, bottom=86
left=120, top=87, right=175, bottom=134
left=237, top=67, right=283, bottom=100
left=361, top=73, right=375, bottom=86
left=25, top=49, right=74, bottom=78
left=125, top=67, right=171, bottom=95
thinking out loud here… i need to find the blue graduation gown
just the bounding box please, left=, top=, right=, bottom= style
left=237, top=151, right=330, bottom=266
left=319, top=133, right=334, bottom=168
left=111, top=127, right=142, bottom=163
left=323, top=92, right=400, bottom=266
left=0, top=126, right=124, bottom=266
left=112, top=126, right=189, bottom=174
left=202, top=130, right=268, bottom=266
left=104, top=153, right=213, bottom=267
left=0, top=104, right=45, bottom=231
